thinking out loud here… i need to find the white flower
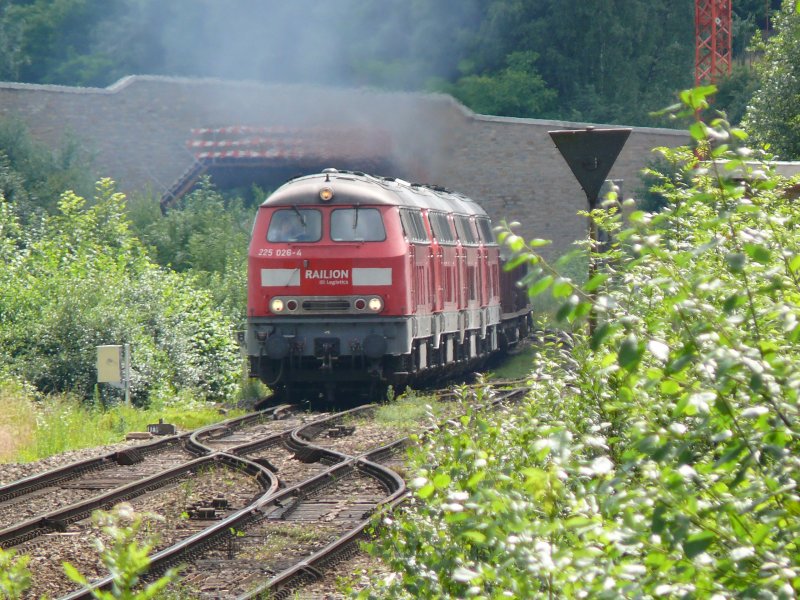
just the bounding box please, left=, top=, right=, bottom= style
left=584, top=435, right=608, bottom=449
left=694, top=552, right=714, bottom=566
left=453, top=566, right=479, bottom=582
left=622, top=564, right=646, bottom=576
left=648, top=339, right=670, bottom=362
left=590, top=456, right=614, bottom=476
left=669, top=423, right=687, bottom=435
left=741, top=406, right=769, bottom=418
left=688, top=392, right=714, bottom=414
left=655, top=584, right=675, bottom=596
left=448, top=491, right=469, bottom=502
left=711, top=429, right=733, bottom=442
left=677, top=464, right=697, bottom=480
left=731, top=547, right=755, bottom=561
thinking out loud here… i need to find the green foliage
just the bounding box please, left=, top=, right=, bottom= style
left=636, top=154, right=691, bottom=213
left=744, top=0, right=800, bottom=158
left=364, top=88, right=800, bottom=597
left=0, top=179, right=240, bottom=402
left=0, top=0, right=125, bottom=86
left=444, top=51, right=557, bottom=118
left=712, top=64, right=762, bottom=126
left=0, top=547, right=31, bottom=599
left=0, top=117, right=95, bottom=219
left=130, top=179, right=251, bottom=318
left=64, top=503, right=178, bottom=599
left=455, top=0, right=694, bottom=124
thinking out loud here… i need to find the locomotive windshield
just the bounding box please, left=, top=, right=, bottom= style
left=267, top=209, right=322, bottom=242
left=331, top=208, right=386, bottom=242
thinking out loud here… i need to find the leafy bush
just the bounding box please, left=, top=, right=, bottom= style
left=0, top=547, right=31, bottom=599
left=364, top=88, right=800, bottom=598
left=64, top=503, right=178, bottom=599
left=129, top=179, right=252, bottom=320
left=0, top=117, right=95, bottom=219
left=0, top=179, right=240, bottom=403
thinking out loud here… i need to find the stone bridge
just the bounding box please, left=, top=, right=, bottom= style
left=0, top=75, right=690, bottom=259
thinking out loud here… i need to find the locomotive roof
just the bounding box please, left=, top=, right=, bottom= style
left=261, top=169, right=488, bottom=217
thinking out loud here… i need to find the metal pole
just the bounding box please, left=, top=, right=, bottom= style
left=124, top=343, right=131, bottom=406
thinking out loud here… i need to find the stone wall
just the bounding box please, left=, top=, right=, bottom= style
left=0, top=75, right=689, bottom=258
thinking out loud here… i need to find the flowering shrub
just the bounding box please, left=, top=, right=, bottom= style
left=363, top=88, right=800, bottom=598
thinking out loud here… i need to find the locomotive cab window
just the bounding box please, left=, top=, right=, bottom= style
left=399, top=208, right=429, bottom=243
left=476, top=217, right=497, bottom=245
left=454, top=215, right=479, bottom=246
left=429, top=211, right=456, bottom=245
left=267, top=209, right=322, bottom=242
left=331, top=208, right=386, bottom=242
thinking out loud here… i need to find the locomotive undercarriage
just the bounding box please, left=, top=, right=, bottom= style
left=247, top=309, right=531, bottom=404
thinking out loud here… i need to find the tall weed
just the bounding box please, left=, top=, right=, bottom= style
left=0, top=384, right=239, bottom=463
left=0, top=381, right=36, bottom=462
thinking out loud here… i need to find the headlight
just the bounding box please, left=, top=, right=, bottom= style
left=367, top=296, right=383, bottom=312
left=270, top=298, right=285, bottom=313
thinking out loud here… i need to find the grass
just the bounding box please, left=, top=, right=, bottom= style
left=0, top=380, right=245, bottom=463
left=374, top=389, right=449, bottom=433
left=0, top=382, right=37, bottom=462
left=241, top=522, right=330, bottom=559
left=485, top=342, right=538, bottom=381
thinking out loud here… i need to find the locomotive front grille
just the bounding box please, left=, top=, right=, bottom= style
left=268, top=295, right=384, bottom=315
left=302, top=299, right=351, bottom=312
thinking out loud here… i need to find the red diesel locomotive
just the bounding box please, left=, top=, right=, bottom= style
left=244, top=169, right=530, bottom=401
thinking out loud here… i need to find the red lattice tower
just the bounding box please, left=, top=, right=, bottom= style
left=695, top=0, right=733, bottom=85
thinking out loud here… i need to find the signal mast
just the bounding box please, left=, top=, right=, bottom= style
left=695, top=0, right=733, bottom=85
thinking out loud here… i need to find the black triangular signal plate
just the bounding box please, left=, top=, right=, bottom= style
left=549, top=128, right=632, bottom=207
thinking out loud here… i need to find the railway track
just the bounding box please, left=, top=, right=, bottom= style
left=0, top=405, right=291, bottom=533
left=0, top=383, right=528, bottom=599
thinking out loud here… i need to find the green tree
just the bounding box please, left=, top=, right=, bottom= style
left=0, top=4, right=26, bottom=81
left=451, top=0, right=694, bottom=124
left=0, top=0, right=778, bottom=126
left=713, top=64, right=761, bottom=125
left=445, top=51, right=557, bottom=118
left=1, top=0, right=125, bottom=86
left=130, top=179, right=252, bottom=318
left=744, top=0, right=800, bottom=159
